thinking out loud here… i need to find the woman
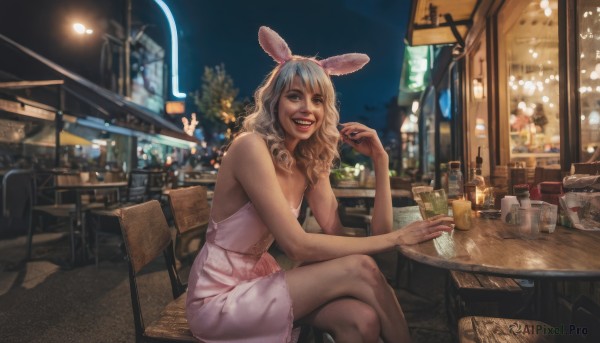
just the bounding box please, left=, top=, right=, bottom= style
left=186, top=26, right=453, bottom=343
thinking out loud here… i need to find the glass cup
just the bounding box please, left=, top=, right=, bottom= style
left=418, top=189, right=449, bottom=219
left=537, top=203, right=558, bottom=233
left=482, top=187, right=496, bottom=210
left=412, top=185, right=433, bottom=219
left=452, top=199, right=472, bottom=230
left=516, top=208, right=541, bottom=239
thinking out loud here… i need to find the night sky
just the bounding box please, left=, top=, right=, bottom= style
left=0, top=0, right=410, bottom=129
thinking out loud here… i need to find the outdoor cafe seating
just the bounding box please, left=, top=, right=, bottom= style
left=116, top=200, right=194, bottom=342
left=1, top=169, right=33, bottom=239
left=89, top=169, right=167, bottom=266
left=166, top=186, right=210, bottom=263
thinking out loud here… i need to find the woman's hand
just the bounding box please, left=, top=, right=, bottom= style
left=394, top=215, right=454, bottom=246
left=338, top=122, right=387, bottom=160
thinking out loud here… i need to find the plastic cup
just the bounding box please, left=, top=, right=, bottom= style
left=516, top=208, right=541, bottom=239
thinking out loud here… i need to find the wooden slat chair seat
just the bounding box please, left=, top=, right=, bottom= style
left=143, top=294, right=195, bottom=342
left=458, top=316, right=554, bottom=343
left=447, top=271, right=528, bottom=328
left=451, top=270, right=522, bottom=297
left=117, top=200, right=195, bottom=342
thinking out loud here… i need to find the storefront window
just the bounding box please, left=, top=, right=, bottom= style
left=400, top=101, right=419, bottom=170
left=419, top=86, right=437, bottom=182
left=578, top=0, right=600, bottom=162
left=500, top=0, right=560, bottom=167
left=467, top=40, right=489, bottom=176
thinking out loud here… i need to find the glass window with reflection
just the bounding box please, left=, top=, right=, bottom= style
left=578, top=0, right=600, bottom=162
left=500, top=0, right=560, bottom=167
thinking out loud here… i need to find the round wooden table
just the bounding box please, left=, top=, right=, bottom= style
left=398, top=210, right=600, bottom=278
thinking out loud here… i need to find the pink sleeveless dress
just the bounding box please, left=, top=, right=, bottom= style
left=186, top=201, right=302, bottom=343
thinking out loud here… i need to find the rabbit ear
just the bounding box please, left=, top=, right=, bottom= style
left=319, top=53, right=370, bottom=76
left=258, top=26, right=293, bottom=64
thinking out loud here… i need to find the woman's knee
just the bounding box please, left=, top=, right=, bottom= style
left=329, top=303, right=380, bottom=343
left=345, top=255, right=383, bottom=287
left=353, top=303, right=381, bottom=342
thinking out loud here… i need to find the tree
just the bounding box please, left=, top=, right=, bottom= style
left=193, top=64, right=244, bottom=142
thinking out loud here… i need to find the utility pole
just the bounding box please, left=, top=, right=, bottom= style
left=124, top=0, right=132, bottom=98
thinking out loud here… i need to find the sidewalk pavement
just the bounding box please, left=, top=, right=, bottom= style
left=0, top=230, right=454, bottom=343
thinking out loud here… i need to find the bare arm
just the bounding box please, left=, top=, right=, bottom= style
left=230, top=134, right=452, bottom=262
left=339, top=123, right=392, bottom=235
left=305, top=173, right=344, bottom=236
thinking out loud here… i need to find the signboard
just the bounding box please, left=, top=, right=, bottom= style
left=131, top=34, right=165, bottom=114
left=165, top=101, right=185, bottom=115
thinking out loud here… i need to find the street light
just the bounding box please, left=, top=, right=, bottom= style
left=72, top=22, right=127, bottom=95
left=72, top=0, right=185, bottom=100
left=72, top=22, right=94, bottom=35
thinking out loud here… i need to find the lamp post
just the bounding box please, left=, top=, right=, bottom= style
left=73, top=22, right=126, bottom=95
left=124, top=0, right=132, bottom=98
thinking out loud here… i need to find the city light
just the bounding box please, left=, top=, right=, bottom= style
left=73, top=22, right=93, bottom=35
left=152, top=0, right=186, bottom=99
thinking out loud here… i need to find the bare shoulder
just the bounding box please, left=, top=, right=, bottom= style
left=227, top=132, right=269, bottom=157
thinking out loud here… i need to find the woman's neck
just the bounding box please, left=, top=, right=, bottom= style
left=284, top=137, right=299, bottom=152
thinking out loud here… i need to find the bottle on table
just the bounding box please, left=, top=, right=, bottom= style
left=447, top=161, right=463, bottom=200
left=513, top=184, right=532, bottom=209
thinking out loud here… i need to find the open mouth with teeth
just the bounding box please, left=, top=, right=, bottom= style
left=292, top=119, right=315, bottom=129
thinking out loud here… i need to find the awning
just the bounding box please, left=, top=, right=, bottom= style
left=407, top=0, right=479, bottom=46
left=23, top=126, right=92, bottom=147
left=0, top=33, right=199, bottom=147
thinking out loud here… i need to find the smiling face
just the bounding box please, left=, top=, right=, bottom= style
left=277, top=77, right=325, bottom=148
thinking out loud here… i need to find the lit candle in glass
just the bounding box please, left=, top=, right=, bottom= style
left=452, top=199, right=472, bottom=230
left=476, top=188, right=485, bottom=207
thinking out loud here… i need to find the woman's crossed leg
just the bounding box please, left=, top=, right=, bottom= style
left=285, top=254, right=411, bottom=343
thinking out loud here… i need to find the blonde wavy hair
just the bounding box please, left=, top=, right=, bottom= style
left=242, top=58, right=340, bottom=187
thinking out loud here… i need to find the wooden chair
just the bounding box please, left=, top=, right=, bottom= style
left=533, top=166, right=563, bottom=185
left=458, top=316, right=554, bottom=343
left=117, top=200, right=195, bottom=342
left=572, top=162, right=600, bottom=175
left=167, top=186, right=210, bottom=263
left=28, top=170, right=103, bottom=265
left=1, top=169, right=33, bottom=238
left=90, top=171, right=150, bottom=266
left=337, top=204, right=372, bottom=236
left=447, top=271, right=529, bottom=328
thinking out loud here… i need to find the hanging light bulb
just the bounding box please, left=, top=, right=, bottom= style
left=472, top=58, right=485, bottom=100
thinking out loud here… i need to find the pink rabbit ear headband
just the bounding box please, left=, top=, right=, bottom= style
left=258, top=26, right=370, bottom=76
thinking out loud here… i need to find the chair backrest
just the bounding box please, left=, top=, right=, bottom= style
left=168, top=186, right=210, bottom=235
left=572, top=162, right=600, bottom=175
left=117, top=200, right=185, bottom=340
left=104, top=170, right=127, bottom=182
left=1, top=169, right=33, bottom=237
left=147, top=171, right=167, bottom=200
left=127, top=171, right=149, bottom=203
left=533, top=166, right=563, bottom=185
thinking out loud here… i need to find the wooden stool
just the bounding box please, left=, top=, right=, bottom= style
left=447, top=271, right=528, bottom=326
left=459, top=316, right=554, bottom=342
